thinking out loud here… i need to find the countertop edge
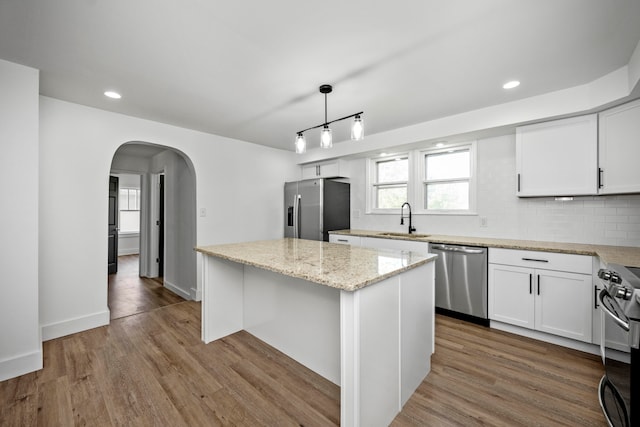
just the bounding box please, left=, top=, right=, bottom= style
left=329, top=229, right=640, bottom=267
left=196, top=242, right=437, bottom=292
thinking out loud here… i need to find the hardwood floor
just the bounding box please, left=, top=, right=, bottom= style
left=0, top=305, right=606, bottom=426
left=108, top=254, right=185, bottom=320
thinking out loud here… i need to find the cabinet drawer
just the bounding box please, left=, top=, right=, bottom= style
left=329, top=234, right=361, bottom=246
left=360, top=237, right=429, bottom=254
left=489, top=248, right=591, bottom=274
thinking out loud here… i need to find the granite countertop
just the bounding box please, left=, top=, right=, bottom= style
left=195, top=238, right=436, bottom=292
left=329, top=229, right=640, bottom=268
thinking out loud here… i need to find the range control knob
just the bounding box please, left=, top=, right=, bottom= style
left=615, top=286, right=633, bottom=300
left=598, top=270, right=612, bottom=281
left=610, top=272, right=623, bottom=284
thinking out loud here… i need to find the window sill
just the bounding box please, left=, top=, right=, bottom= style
left=119, top=231, right=140, bottom=236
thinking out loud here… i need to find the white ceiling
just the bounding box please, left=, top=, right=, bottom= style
left=1, top=0, right=639, bottom=151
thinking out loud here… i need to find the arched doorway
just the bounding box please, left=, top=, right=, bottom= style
left=108, top=142, right=197, bottom=319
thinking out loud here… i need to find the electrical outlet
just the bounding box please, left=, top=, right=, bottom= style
left=352, top=209, right=361, bottom=219
left=199, top=208, right=206, bottom=217
left=479, top=216, right=488, bottom=227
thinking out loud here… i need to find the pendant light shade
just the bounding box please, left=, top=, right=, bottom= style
left=295, top=84, right=363, bottom=152
left=295, top=132, right=306, bottom=154
left=320, top=125, right=332, bottom=148
left=351, top=114, right=364, bottom=140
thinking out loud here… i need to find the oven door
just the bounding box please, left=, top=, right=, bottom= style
left=598, top=288, right=631, bottom=427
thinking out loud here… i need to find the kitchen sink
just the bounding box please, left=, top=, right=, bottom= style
left=378, top=232, right=431, bottom=239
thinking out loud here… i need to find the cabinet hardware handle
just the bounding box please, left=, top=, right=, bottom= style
left=522, top=257, right=549, bottom=263
left=517, top=173, right=521, bottom=192
left=598, top=168, right=603, bottom=189
left=529, top=274, right=532, bottom=294
left=594, top=285, right=600, bottom=309
left=537, top=275, right=540, bottom=295
left=337, top=239, right=348, bottom=243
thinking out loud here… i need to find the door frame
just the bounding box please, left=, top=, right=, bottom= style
left=146, top=172, right=165, bottom=279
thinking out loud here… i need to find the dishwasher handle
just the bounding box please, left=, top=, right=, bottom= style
left=430, top=244, right=485, bottom=254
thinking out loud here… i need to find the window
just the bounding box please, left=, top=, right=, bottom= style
left=365, top=141, right=476, bottom=215
left=119, top=188, right=140, bottom=233
left=420, top=144, right=475, bottom=212
left=370, top=155, right=409, bottom=210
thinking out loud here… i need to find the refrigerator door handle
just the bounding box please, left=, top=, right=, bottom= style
left=294, top=194, right=301, bottom=239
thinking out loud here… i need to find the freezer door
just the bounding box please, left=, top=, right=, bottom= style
left=284, top=182, right=298, bottom=238
left=298, top=179, right=323, bottom=241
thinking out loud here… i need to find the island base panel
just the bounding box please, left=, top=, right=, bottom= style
left=201, top=256, right=244, bottom=343
left=244, top=266, right=341, bottom=385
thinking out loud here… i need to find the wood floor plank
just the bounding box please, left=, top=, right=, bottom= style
left=1, top=302, right=607, bottom=426
left=36, top=376, right=74, bottom=427
left=108, top=254, right=185, bottom=320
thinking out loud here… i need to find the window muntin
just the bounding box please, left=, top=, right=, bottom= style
left=372, top=157, right=409, bottom=210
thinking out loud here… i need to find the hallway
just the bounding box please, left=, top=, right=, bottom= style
left=108, top=255, right=185, bottom=320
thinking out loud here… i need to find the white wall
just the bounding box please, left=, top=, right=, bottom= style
left=150, top=149, right=197, bottom=299
left=350, top=134, right=640, bottom=247
left=0, top=59, right=41, bottom=381
left=39, top=96, right=299, bottom=342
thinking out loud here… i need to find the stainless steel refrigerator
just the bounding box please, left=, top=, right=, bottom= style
left=284, top=179, right=350, bottom=241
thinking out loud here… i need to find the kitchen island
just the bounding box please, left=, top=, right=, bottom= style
left=196, top=238, right=437, bottom=427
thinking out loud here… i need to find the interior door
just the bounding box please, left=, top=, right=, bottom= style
left=158, top=174, right=164, bottom=277
left=108, top=175, right=119, bottom=274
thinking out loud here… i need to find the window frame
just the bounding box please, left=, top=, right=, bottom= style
left=366, top=153, right=413, bottom=214
left=118, top=187, right=141, bottom=234
left=415, top=141, right=477, bottom=215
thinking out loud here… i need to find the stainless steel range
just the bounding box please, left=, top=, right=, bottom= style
left=597, top=264, right=640, bottom=427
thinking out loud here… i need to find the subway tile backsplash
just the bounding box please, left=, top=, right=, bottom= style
left=349, top=134, right=640, bottom=248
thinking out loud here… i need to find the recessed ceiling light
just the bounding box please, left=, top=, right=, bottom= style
left=380, top=152, right=388, bottom=156
left=435, top=142, right=445, bottom=148
left=503, top=80, right=520, bottom=89
left=104, top=91, right=122, bottom=99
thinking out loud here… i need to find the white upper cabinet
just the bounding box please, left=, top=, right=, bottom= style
left=301, top=159, right=349, bottom=180
left=516, top=114, right=598, bottom=197
left=598, top=99, right=640, bottom=194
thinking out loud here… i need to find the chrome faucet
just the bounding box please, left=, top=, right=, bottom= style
left=400, top=202, right=416, bottom=234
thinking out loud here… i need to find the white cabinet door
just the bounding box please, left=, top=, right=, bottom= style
left=534, top=270, right=592, bottom=343
left=488, top=264, right=534, bottom=329
left=516, top=114, right=597, bottom=196
left=301, top=160, right=348, bottom=179
left=598, top=99, right=640, bottom=194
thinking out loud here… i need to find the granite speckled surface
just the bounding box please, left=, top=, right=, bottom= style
left=330, top=229, right=640, bottom=268
left=196, top=238, right=436, bottom=292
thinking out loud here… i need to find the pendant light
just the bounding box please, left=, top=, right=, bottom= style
left=295, top=84, right=364, bottom=152
left=295, top=132, right=306, bottom=154
left=351, top=114, right=364, bottom=140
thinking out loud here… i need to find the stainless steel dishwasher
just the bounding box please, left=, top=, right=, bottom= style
left=428, top=243, right=488, bottom=325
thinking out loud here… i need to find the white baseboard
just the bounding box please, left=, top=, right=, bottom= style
left=164, top=280, right=191, bottom=300
left=191, top=287, right=201, bottom=301
left=490, top=321, right=599, bottom=355
left=0, top=349, right=43, bottom=382
left=41, top=310, right=110, bottom=341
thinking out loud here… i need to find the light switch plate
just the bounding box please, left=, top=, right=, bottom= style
left=479, top=216, right=488, bottom=227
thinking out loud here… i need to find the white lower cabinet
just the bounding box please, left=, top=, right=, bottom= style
left=488, top=248, right=593, bottom=343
